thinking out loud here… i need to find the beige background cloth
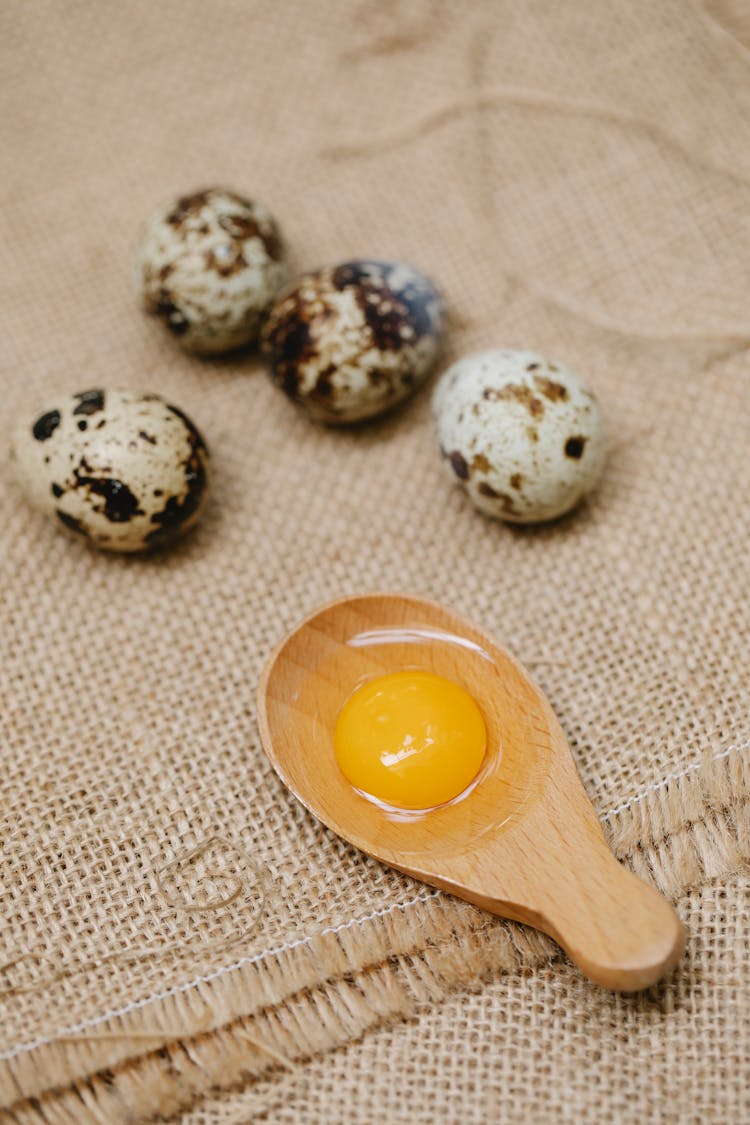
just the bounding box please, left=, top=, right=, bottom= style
left=1, top=1, right=749, bottom=1121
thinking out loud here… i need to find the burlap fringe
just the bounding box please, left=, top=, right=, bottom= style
left=2, top=745, right=747, bottom=1125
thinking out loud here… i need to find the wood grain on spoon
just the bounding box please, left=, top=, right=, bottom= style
left=257, top=593, right=685, bottom=991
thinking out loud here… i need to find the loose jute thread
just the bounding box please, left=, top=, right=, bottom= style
left=54, top=1026, right=295, bottom=1072
left=53, top=990, right=294, bottom=1071
left=153, top=835, right=258, bottom=913
left=0, top=836, right=268, bottom=999
left=1, top=739, right=746, bottom=1065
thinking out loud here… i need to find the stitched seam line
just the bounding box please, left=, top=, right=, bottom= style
left=601, top=740, right=748, bottom=820
left=1, top=737, right=747, bottom=1064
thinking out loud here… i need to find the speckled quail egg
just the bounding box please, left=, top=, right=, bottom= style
left=135, top=187, right=289, bottom=354
left=432, top=349, right=605, bottom=523
left=261, top=259, right=443, bottom=424
left=10, top=389, right=210, bottom=551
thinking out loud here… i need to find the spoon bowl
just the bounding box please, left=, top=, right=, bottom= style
left=258, top=593, right=685, bottom=990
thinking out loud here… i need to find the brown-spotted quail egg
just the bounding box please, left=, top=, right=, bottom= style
left=10, top=389, right=210, bottom=551
left=433, top=350, right=605, bottom=523
left=135, top=187, right=289, bottom=354
left=261, top=259, right=443, bottom=424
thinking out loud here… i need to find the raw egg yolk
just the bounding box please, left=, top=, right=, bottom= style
left=334, top=671, right=486, bottom=810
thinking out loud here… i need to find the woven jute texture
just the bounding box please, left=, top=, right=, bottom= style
left=175, top=873, right=750, bottom=1125
left=1, top=1, right=749, bottom=1121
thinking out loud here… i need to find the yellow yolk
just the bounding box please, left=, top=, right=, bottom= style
left=334, top=671, right=486, bottom=810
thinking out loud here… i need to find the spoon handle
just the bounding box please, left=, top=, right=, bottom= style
left=467, top=801, right=685, bottom=991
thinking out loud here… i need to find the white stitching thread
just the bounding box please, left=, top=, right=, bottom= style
left=601, top=741, right=748, bottom=820
left=0, top=891, right=441, bottom=1062
left=1, top=737, right=747, bottom=1063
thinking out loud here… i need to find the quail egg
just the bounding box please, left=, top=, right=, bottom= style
left=432, top=349, right=605, bottom=523
left=10, top=389, right=210, bottom=551
left=261, top=259, right=443, bottom=423
left=136, top=187, right=289, bottom=354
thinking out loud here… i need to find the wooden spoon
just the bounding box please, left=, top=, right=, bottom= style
left=257, top=593, right=685, bottom=991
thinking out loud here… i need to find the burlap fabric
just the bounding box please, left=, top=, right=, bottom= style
left=175, top=872, right=750, bottom=1124
left=1, top=1, right=749, bottom=1121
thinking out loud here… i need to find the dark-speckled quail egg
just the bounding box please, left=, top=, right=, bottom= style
left=135, top=187, right=289, bottom=354
left=433, top=349, right=605, bottom=523
left=10, top=389, right=210, bottom=551
left=261, top=259, right=443, bottom=424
